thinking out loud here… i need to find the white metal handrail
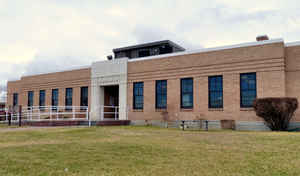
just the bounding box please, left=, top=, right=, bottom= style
left=100, top=106, right=119, bottom=120
left=0, top=108, right=9, bottom=122
left=1, top=105, right=129, bottom=123
left=0, top=106, right=89, bottom=122
left=22, top=106, right=89, bottom=121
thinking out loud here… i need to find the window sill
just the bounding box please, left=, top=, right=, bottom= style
left=240, top=107, right=254, bottom=111
left=180, top=108, right=193, bottom=112
left=155, top=109, right=167, bottom=112
left=133, top=109, right=143, bottom=112
left=208, top=108, right=224, bottom=111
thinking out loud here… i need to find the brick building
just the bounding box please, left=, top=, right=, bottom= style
left=6, top=37, right=300, bottom=130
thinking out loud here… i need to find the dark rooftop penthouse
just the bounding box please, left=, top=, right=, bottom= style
left=111, top=40, right=185, bottom=60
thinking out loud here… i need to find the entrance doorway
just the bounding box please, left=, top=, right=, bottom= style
left=103, top=85, right=119, bottom=119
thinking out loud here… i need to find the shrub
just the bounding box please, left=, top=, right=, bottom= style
left=253, top=98, right=298, bottom=131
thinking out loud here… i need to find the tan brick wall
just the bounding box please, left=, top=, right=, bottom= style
left=7, top=40, right=300, bottom=123
left=285, top=45, right=300, bottom=121
left=7, top=80, right=22, bottom=107
left=7, top=68, right=91, bottom=109
left=127, top=42, right=286, bottom=122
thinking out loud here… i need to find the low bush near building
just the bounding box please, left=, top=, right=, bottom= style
left=253, top=98, right=298, bottom=131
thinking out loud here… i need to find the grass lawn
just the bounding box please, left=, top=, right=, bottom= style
left=0, top=126, right=299, bottom=176
left=0, top=123, right=20, bottom=128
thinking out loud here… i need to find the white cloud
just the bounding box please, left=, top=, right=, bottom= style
left=0, top=0, right=300, bottom=88
left=0, top=44, right=36, bottom=64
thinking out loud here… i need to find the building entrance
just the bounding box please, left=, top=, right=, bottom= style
left=103, top=85, right=119, bottom=119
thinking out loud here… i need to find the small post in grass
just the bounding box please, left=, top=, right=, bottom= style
left=205, top=120, right=208, bottom=131
left=18, top=105, right=22, bottom=127
left=181, top=120, right=185, bottom=131
left=8, top=106, right=11, bottom=126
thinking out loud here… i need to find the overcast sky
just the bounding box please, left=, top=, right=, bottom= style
left=0, top=0, right=300, bottom=92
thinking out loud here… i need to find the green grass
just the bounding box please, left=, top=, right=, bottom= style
left=0, top=123, right=20, bottom=128
left=0, top=126, right=299, bottom=176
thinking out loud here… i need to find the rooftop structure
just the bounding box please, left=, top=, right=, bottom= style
left=112, top=40, right=185, bottom=59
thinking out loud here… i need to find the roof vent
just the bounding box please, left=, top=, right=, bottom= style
left=107, top=55, right=113, bottom=60
left=256, top=35, right=269, bottom=41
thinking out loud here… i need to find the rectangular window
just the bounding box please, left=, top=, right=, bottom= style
left=156, top=80, right=167, bottom=109
left=240, top=73, right=257, bottom=108
left=80, top=87, right=88, bottom=107
left=52, top=89, right=59, bottom=110
left=208, top=76, right=223, bottom=108
left=181, top=78, right=193, bottom=109
left=13, top=93, right=18, bottom=107
left=65, top=88, right=73, bottom=110
left=39, top=90, right=46, bottom=110
left=133, top=82, right=144, bottom=109
left=28, top=91, right=34, bottom=107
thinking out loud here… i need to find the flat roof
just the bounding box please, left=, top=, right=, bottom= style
left=285, top=41, right=300, bottom=47
left=113, top=40, right=185, bottom=53
left=128, top=38, right=284, bottom=62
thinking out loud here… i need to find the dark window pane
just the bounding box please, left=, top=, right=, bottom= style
left=181, top=78, right=193, bottom=108
left=65, top=88, right=73, bottom=110
left=240, top=73, right=256, bottom=107
left=13, top=93, right=18, bottom=107
left=51, top=89, right=59, bottom=110
left=138, top=50, right=150, bottom=57
left=133, top=82, right=144, bottom=109
left=156, top=80, right=167, bottom=109
left=80, top=87, right=88, bottom=107
left=248, top=80, right=256, bottom=89
left=28, top=91, right=34, bottom=107
left=39, top=90, right=46, bottom=110
left=241, top=80, right=248, bottom=90
left=209, top=76, right=223, bottom=108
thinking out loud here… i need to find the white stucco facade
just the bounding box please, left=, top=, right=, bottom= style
left=90, top=58, right=128, bottom=121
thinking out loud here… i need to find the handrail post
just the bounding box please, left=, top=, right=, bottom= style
left=86, top=107, right=88, bottom=120
left=38, top=108, right=41, bottom=120
left=26, top=107, right=28, bottom=120
left=72, top=107, right=75, bottom=119
left=8, top=106, right=11, bottom=126
left=30, top=107, right=33, bottom=120
left=115, top=107, right=117, bottom=120
left=17, top=112, right=20, bottom=122
left=100, top=106, right=103, bottom=121
left=102, top=106, right=104, bottom=120
left=5, top=109, right=8, bottom=122
left=126, top=106, right=129, bottom=120
left=56, top=106, right=59, bottom=120
left=50, top=106, right=52, bottom=120
left=88, top=108, right=91, bottom=127
left=18, top=105, right=22, bottom=127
